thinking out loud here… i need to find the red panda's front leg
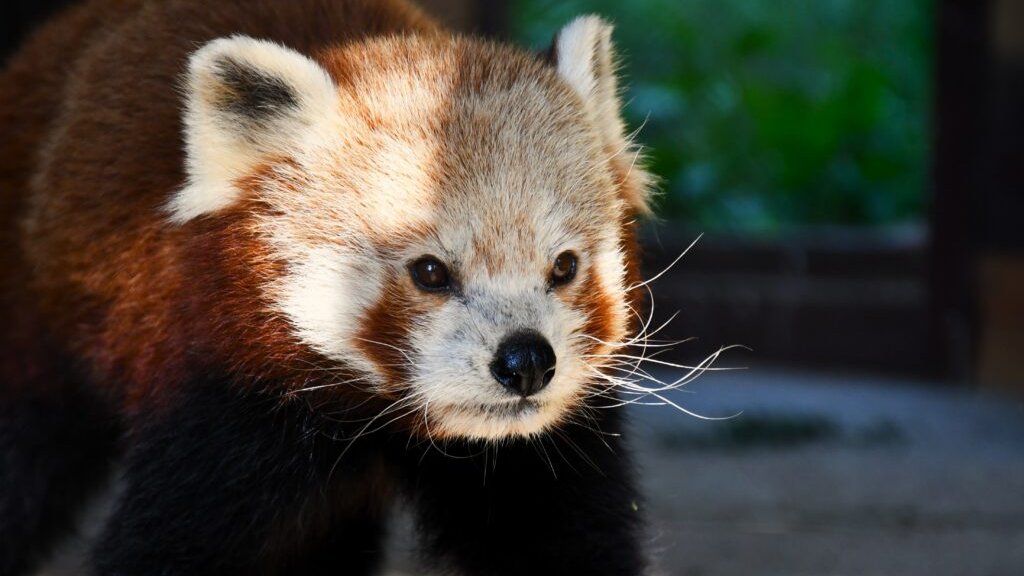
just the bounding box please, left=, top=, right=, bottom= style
left=89, top=382, right=393, bottom=576
left=403, top=407, right=648, bottom=576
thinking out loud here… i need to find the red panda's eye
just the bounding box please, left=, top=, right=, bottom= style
left=410, top=256, right=451, bottom=292
left=550, top=251, right=578, bottom=287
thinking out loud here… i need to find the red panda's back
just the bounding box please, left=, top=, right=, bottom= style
left=0, top=0, right=150, bottom=399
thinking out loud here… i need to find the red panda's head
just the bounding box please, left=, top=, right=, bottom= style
left=172, top=18, right=653, bottom=441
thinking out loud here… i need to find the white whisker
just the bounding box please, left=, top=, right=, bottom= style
left=627, top=233, right=702, bottom=292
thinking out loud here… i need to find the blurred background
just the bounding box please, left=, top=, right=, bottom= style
left=6, top=0, right=1024, bottom=575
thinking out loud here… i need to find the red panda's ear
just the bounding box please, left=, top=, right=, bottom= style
left=548, top=16, right=654, bottom=215
left=169, top=36, right=339, bottom=223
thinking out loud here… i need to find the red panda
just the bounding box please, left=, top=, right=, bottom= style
left=0, top=1, right=654, bottom=574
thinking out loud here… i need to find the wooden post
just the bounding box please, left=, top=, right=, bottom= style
left=928, top=0, right=991, bottom=382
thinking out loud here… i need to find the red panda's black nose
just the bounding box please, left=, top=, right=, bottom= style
left=490, top=330, right=556, bottom=397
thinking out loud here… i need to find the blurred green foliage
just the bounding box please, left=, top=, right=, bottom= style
left=509, top=0, right=933, bottom=232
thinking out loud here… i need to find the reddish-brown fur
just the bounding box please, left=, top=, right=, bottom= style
left=355, top=273, right=427, bottom=399
left=0, top=0, right=438, bottom=414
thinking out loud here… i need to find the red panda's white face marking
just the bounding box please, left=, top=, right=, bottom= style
left=174, top=18, right=651, bottom=441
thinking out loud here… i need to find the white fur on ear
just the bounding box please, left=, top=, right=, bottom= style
left=169, top=36, right=338, bottom=223
left=553, top=16, right=653, bottom=213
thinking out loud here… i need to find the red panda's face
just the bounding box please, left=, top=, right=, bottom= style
left=174, top=24, right=651, bottom=440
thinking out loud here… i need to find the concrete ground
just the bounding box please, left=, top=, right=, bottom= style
left=38, top=369, right=1024, bottom=575
left=626, top=369, right=1024, bottom=576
